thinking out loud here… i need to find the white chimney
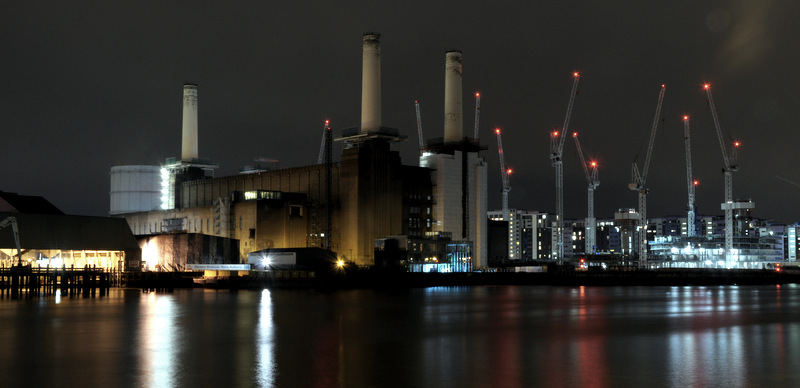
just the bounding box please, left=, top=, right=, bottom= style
left=181, top=83, right=199, bottom=161
left=360, top=33, right=381, bottom=133
left=444, top=51, right=463, bottom=143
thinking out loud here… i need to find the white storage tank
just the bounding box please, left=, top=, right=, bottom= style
left=109, top=165, right=162, bottom=215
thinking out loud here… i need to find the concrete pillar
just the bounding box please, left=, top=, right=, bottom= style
left=361, top=33, right=381, bottom=133
left=182, top=83, right=199, bottom=161
left=444, top=51, right=463, bottom=143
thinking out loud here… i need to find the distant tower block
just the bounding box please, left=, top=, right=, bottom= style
left=360, top=33, right=381, bottom=133
left=181, top=83, right=199, bottom=161
left=444, top=51, right=463, bottom=143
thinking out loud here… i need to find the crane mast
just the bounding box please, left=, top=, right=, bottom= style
left=704, top=83, right=739, bottom=261
left=573, top=132, right=599, bottom=254
left=317, top=120, right=330, bottom=164
left=0, top=216, right=22, bottom=266
left=473, top=93, right=481, bottom=139
left=415, top=101, right=425, bottom=151
left=683, top=115, right=697, bottom=237
left=629, top=84, right=666, bottom=268
left=550, top=72, right=580, bottom=262
left=495, top=128, right=511, bottom=221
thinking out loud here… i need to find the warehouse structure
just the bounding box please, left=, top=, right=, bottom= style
left=0, top=191, right=140, bottom=270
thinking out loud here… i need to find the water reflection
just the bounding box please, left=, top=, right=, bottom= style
left=256, top=289, right=275, bottom=387
left=3, top=285, right=800, bottom=387
left=139, top=292, right=181, bottom=388
left=575, top=286, right=610, bottom=388
left=666, top=286, right=773, bottom=387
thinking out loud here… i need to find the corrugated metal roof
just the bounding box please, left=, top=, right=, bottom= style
left=0, top=213, right=138, bottom=251
left=0, top=192, right=64, bottom=215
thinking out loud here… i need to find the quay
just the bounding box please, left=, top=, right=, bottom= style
left=153, top=266, right=800, bottom=290
left=0, top=266, right=117, bottom=299
left=4, top=266, right=800, bottom=298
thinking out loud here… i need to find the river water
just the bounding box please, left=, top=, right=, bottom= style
left=1, top=285, right=799, bottom=387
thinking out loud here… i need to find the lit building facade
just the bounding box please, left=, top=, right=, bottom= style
left=786, top=225, right=799, bottom=262
left=488, top=209, right=550, bottom=262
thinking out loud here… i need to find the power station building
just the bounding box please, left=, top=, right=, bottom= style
left=420, top=51, right=488, bottom=269
left=111, top=34, right=488, bottom=271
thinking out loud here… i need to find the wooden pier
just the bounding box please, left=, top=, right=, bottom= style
left=0, top=265, right=116, bottom=299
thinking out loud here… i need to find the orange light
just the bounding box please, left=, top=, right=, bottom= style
left=552, top=131, right=559, bottom=137
left=683, top=115, right=689, bottom=121
left=734, top=141, right=740, bottom=147
left=325, top=119, right=329, bottom=125
left=661, top=84, right=666, bottom=88
left=693, top=180, right=699, bottom=186
left=495, top=128, right=501, bottom=134
left=475, top=92, right=480, bottom=97
left=591, top=161, right=597, bottom=167
left=507, top=168, right=513, bottom=175
left=573, top=72, right=579, bottom=77
left=703, top=84, right=710, bottom=89
left=573, top=132, right=578, bottom=137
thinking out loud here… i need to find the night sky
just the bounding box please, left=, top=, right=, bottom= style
left=3, top=1, right=800, bottom=224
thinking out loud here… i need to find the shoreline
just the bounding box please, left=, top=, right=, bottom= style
left=125, top=267, right=800, bottom=291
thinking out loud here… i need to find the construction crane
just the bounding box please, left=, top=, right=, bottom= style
left=473, top=92, right=481, bottom=139
left=317, top=120, right=331, bottom=164
left=550, top=72, right=580, bottom=262
left=0, top=216, right=22, bottom=266
left=495, top=128, right=512, bottom=221
left=776, top=175, right=800, bottom=189
left=572, top=132, right=599, bottom=254
left=683, top=115, right=698, bottom=237
left=704, top=83, right=740, bottom=261
left=415, top=101, right=425, bottom=150
left=629, top=84, right=666, bottom=268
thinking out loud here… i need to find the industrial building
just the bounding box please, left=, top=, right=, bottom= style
left=0, top=191, right=141, bottom=270
left=419, top=50, right=488, bottom=269
left=111, top=34, right=487, bottom=271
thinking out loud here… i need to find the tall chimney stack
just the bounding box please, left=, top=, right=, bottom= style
left=443, top=51, right=463, bottom=143
left=360, top=33, right=381, bottom=133
left=181, top=83, right=199, bottom=161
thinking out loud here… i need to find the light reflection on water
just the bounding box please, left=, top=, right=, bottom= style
left=1, top=285, right=800, bottom=387
left=666, top=287, right=745, bottom=387
left=256, top=289, right=275, bottom=387
left=139, top=292, right=180, bottom=388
